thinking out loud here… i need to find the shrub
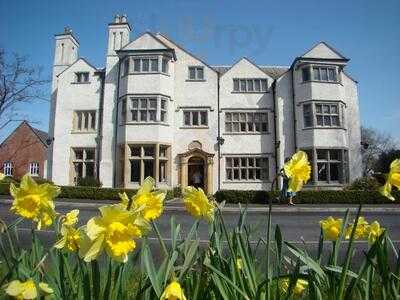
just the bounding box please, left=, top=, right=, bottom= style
left=32, top=177, right=54, bottom=184
left=344, top=176, right=381, bottom=191
left=214, top=189, right=400, bottom=204
left=77, top=176, right=102, bottom=187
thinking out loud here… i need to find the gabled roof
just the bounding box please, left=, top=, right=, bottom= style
left=299, top=41, right=349, bottom=61
left=211, top=57, right=289, bottom=79
left=121, top=32, right=172, bottom=51
left=56, top=57, right=99, bottom=78
left=0, top=121, right=49, bottom=148
left=156, top=32, right=218, bottom=74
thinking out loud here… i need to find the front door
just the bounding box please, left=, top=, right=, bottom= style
left=188, top=156, right=205, bottom=190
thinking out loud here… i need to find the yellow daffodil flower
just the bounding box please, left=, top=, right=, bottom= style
left=63, top=209, right=79, bottom=226
left=5, top=279, right=53, bottom=299
left=279, top=278, right=308, bottom=296
left=79, top=204, right=147, bottom=262
left=182, top=186, right=215, bottom=222
left=0, top=172, right=5, bottom=181
left=160, top=281, right=187, bottom=300
left=54, top=225, right=81, bottom=252
left=367, top=221, right=385, bottom=244
left=236, top=258, right=243, bottom=270
left=380, top=159, right=400, bottom=201
left=125, top=177, right=166, bottom=221
left=320, top=217, right=343, bottom=241
left=345, top=217, right=369, bottom=240
left=10, top=174, right=60, bottom=230
left=284, top=151, right=311, bottom=192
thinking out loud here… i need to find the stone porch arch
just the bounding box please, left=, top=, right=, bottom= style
left=178, top=147, right=214, bottom=195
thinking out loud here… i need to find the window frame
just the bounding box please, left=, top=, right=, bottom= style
left=75, top=72, right=90, bottom=83
left=225, top=156, right=269, bottom=182
left=301, top=65, right=339, bottom=83
left=302, top=101, right=343, bottom=129
left=29, top=162, right=40, bottom=177
left=71, top=148, right=96, bottom=184
left=182, top=110, right=208, bottom=127
left=3, top=161, right=13, bottom=176
left=73, top=110, right=97, bottom=132
left=187, top=66, right=205, bottom=81
left=122, top=96, right=169, bottom=124
left=232, top=78, right=268, bottom=93
left=224, top=111, right=269, bottom=134
left=125, top=55, right=170, bottom=75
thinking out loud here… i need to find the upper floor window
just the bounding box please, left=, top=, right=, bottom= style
left=303, top=102, right=342, bottom=128
left=3, top=161, right=13, bottom=176
left=162, top=58, right=169, bottom=73
left=188, top=66, right=204, bottom=80
left=183, top=110, right=208, bottom=127
left=75, top=72, right=89, bottom=83
left=225, top=112, right=268, bottom=133
left=123, top=58, right=130, bottom=76
left=225, top=156, right=269, bottom=181
left=74, top=110, right=96, bottom=132
left=130, top=56, right=169, bottom=74
left=29, top=162, right=40, bottom=176
left=123, top=96, right=168, bottom=124
left=233, top=78, right=268, bottom=93
left=302, top=66, right=338, bottom=82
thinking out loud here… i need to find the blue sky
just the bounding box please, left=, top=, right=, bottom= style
left=1, top=0, right=399, bottom=142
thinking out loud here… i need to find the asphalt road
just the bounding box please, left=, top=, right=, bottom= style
left=1, top=198, right=400, bottom=265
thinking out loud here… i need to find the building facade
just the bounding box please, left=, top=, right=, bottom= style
left=48, top=15, right=362, bottom=194
left=0, top=121, right=49, bottom=179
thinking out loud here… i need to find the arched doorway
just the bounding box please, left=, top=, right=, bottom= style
left=188, top=156, right=205, bottom=190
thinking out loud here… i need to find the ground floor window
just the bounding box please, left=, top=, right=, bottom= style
left=128, top=144, right=170, bottom=184
left=3, top=161, right=13, bottom=176
left=71, top=148, right=96, bottom=184
left=29, top=162, right=40, bottom=176
left=225, top=156, right=269, bottom=181
left=303, top=148, right=348, bottom=184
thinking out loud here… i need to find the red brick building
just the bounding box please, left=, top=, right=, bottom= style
left=0, top=121, right=49, bottom=179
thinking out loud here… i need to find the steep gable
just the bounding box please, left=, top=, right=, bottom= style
left=219, top=57, right=273, bottom=80
left=301, top=42, right=348, bottom=60
left=122, top=32, right=171, bottom=50
left=57, top=58, right=98, bottom=78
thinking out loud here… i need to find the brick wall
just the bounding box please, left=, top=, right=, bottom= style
left=0, top=122, right=47, bottom=179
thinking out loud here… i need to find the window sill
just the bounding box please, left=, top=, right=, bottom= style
left=71, top=82, right=91, bottom=85
left=231, top=91, right=269, bottom=94
left=302, top=126, right=346, bottom=131
left=185, top=79, right=206, bottom=82
left=223, top=180, right=271, bottom=184
left=122, top=122, right=170, bottom=126
left=70, top=130, right=97, bottom=134
left=179, top=126, right=209, bottom=129
left=223, top=132, right=270, bottom=135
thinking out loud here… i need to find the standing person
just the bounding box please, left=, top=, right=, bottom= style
left=279, top=158, right=296, bottom=205
left=192, top=169, right=203, bottom=189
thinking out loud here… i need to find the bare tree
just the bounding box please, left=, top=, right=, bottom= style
left=361, top=126, right=398, bottom=175
left=0, top=48, right=49, bottom=131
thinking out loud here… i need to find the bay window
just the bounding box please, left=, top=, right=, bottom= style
left=302, top=101, right=343, bottom=128
left=122, top=96, right=169, bottom=124
left=125, top=55, right=170, bottom=75
left=301, top=65, right=338, bottom=82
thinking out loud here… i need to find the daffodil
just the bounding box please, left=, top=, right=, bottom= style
left=161, top=281, right=187, bottom=300
left=123, top=177, right=166, bottom=221
left=380, top=159, right=400, bottom=201
left=10, top=174, right=60, bottom=230
left=345, top=217, right=369, bottom=240
left=367, top=221, right=385, bottom=244
left=279, top=278, right=308, bottom=297
left=54, top=225, right=81, bottom=252
left=63, top=209, right=79, bottom=226
left=320, top=217, right=343, bottom=241
left=236, top=258, right=243, bottom=270
left=79, top=204, right=148, bottom=262
left=284, top=151, right=311, bottom=192
left=0, top=172, right=5, bottom=181
left=5, top=279, right=53, bottom=299
left=182, top=186, right=215, bottom=222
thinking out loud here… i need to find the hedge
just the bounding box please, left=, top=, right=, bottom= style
left=0, top=183, right=175, bottom=201
left=214, top=189, right=400, bottom=204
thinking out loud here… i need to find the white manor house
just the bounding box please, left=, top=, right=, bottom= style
left=48, top=15, right=362, bottom=194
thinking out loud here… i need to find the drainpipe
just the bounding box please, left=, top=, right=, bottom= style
left=96, top=71, right=105, bottom=180
left=217, top=71, right=221, bottom=191
left=112, top=58, right=122, bottom=188
left=291, top=65, right=298, bottom=151
left=272, top=79, right=279, bottom=190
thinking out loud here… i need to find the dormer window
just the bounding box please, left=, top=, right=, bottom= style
left=75, top=72, right=89, bottom=83
left=130, top=56, right=169, bottom=74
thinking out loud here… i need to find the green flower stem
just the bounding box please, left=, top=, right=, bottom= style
left=151, top=221, right=168, bottom=257
left=266, top=195, right=272, bottom=300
